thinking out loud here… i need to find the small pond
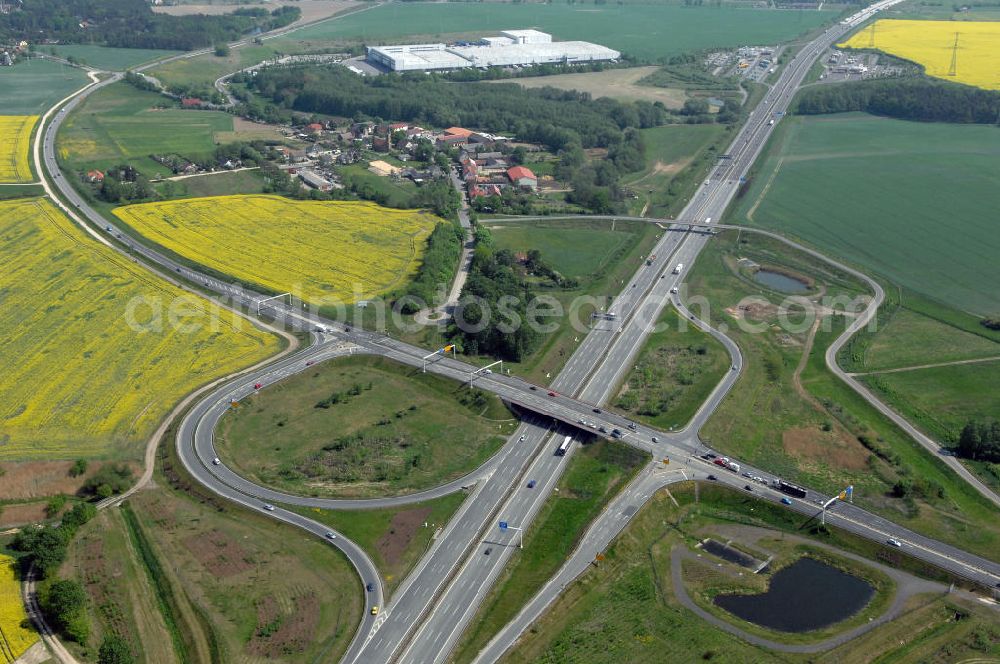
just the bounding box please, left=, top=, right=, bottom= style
left=702, top=539, right=759, bottom=569
left=753, top=269, right=810, bottom=294
left=713, top=557, right=874, bottom=633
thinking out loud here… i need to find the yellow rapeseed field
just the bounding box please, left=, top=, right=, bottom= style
left=0, top=198, right=280, bottom=460
left=0, top=116, right=36, bottom=183
left=840, top=19, right=1000, bottom=90
left=0, top=555, right=37, bottom=663
left=113, top=195, right=441, bottom=305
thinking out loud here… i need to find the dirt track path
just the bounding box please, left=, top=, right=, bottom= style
left=850, top=355, right=1000, bottom=377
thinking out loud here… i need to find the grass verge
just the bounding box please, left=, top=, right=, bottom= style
left=692, top=230, right=1000, bottom=564
left=452, top=440, right=647, bottom=663
left=216, top=354, right=516, bottom=499
left=291, top=492, right=467, bottom=597
left=611, top=305, right=730, bottom=431
left=501, top=481, right=1000, bottom=663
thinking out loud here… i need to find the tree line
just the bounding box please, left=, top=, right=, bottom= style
left=956, top=418, right=1000, bottom=463
left=401, top=222, right=466, bottom=312
left=794, top=77, right=1000, bottom=124
left=0, top=0, right=299, bottom=50
left=448, top=226, right=543, bottom=362
left=242, top=65, right=667, bottom=152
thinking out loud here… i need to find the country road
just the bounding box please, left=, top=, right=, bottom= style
left=22, top=0, right=1000, bottom=661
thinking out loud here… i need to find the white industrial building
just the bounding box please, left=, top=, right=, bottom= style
left=499, top=29, right=551, bottom=44
left=367, top=30, right=619, bottom=72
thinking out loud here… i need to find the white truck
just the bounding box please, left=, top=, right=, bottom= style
left=673, top=263, right=684, bottom=275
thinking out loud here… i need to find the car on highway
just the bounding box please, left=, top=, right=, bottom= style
left=212, top=457, right=221, bottom=466
left=744, top=484, right=753, bottom=492
left=105, top=225, right=113, bottom=232
left=547, top=391, right=557, bottom=397
left=527, top=480, right=537, bottom=489
left=529, top=385, right=537, bottom=391
left=707, top=474, right=717, bottom=481
left=263, top=504, right=275, bottom=511
left=670, top=287, right=678, bottom=294
left=887, top=538, right=902, bottom=547
left=628, top=422, right=637, bottom=431
left=519, top=434, right=526, bottom=442
left=592, top=407, right=601, bottom=414
left=325, top=531, right=337, bottom=540
left=484, top=548, right=492, bottom=556
left=598, top=425, right=607, bottom=433
left=305, top=360, right=314, bottom=366
left=371, top=606, right=379, bottom=616
left=254, top=383, right=262, bottom=390
left=742, top=471, right=752, bottom=478
left=781, top=497, right=793, bottom=505
left=366, top=583, right=374, bottom=592
left=651, top=436, right=659, bottom=443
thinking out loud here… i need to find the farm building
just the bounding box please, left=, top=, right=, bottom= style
left=507, top=166, right=537, bottom=190
left=298, top=170, right=335, bottom=192
left=367, top=30, right=618, bottom=72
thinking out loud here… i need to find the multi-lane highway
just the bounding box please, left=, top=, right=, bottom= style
left=34, top=0, right=1000, bottom=661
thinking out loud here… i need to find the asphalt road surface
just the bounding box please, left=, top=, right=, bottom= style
left=36, top=1, right=999, bottom=660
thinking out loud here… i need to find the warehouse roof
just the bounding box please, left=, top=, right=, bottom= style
left=500, top=29, right=552, bottom=42
left=449, top=41, right=619, bottom=66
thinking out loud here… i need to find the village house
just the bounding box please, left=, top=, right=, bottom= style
left=507, top=165, right=537, bottom=190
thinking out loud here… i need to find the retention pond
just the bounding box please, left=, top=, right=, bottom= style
left=753, top=269, right=810, bottom=294
left=713, top=557, right=874, bottom=633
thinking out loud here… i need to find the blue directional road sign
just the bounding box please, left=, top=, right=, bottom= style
left=499, top=521, right=508, bottom=531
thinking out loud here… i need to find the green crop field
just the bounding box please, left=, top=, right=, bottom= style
left=215, top=355, right=516, bottom=498
left=860, top=306, right=1000, bottom=371
left=58, top=81, right=235, bottom=177
left=278, top=3, right=838, bottom=61
left=0, top=59, right=90, bottom=115
left=862, top=362, right=1000, bottom=444
left=730, top=113, right=1000, bottom=316
left=46, top=45, right=179, bottom=70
